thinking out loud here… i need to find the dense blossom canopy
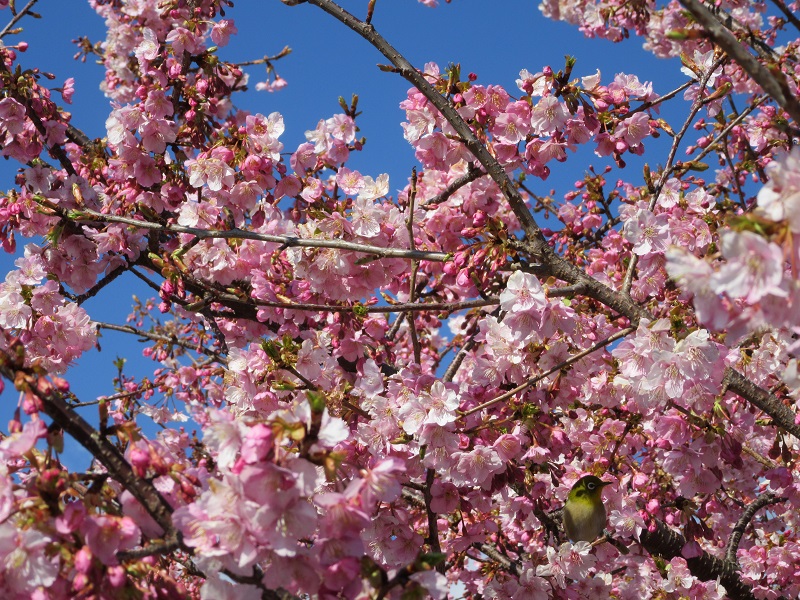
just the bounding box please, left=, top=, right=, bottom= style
left=0, top=0, right=799, bottom=598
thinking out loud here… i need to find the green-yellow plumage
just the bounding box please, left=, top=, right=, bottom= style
left=562, top=475, right=611, bottom=543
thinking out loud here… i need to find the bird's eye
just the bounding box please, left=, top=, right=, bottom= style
left=587, top=482, right=596, bottom=490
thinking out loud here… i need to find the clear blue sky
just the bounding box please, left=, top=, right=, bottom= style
left=0, top=0, right=686, bottom=465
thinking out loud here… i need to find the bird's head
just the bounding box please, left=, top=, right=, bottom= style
left=568, top=475, right=611, bottom=502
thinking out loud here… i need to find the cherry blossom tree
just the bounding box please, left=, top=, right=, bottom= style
left=0, top=0, right=799, bottom=598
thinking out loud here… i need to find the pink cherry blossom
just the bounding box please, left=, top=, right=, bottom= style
left=710, top=230, right=787, bottom=303
left=0, top=1, right=798, bottom=597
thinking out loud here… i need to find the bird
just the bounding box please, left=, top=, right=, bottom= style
left=562, top=475, right=611, bottom=544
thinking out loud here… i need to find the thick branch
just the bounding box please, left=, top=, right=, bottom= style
left=640, top=519, right=782, bottom=600
left=679, top=0, right=800, bottom=123
left=422, top=469, right=444, bottom=573
left=300, top=0, right=653, bottom=324
left=723, top=368, right=800, bottom=441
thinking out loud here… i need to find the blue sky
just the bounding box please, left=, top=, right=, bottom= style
left=0, top=1, right=687, bottom=465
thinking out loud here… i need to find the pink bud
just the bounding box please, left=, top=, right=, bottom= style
left=75, top=546, right=93, bottom=573
left=108, top=566, right=126, bottom=588
left=73, top=574, right=89, bottom=591
left=22, top=391, right=44, bottom=414
left=8, top=418, right=21, bottom=434
left=456, top=268, right=472, bottom=287
left=129, top=445, right=150, bottom=477
left=655, top=438, right=671, bottom=450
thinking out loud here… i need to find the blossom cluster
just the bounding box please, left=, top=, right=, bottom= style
left=0, top=0, right=799, bottom=598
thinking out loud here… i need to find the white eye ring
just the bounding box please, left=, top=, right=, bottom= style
left=587, top=482, right=596, bottom=490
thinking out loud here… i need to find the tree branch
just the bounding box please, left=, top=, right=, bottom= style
left=0, top=352, right=177, bottom=541
left=302, top=0, right=545, bottom=248
left=723, top=368, right=800, bottom=441
left=622, top=55, right=726, bottom=295
left=95, top=321, right=227, bottom=362
left=460, top=326, right=636, bottom=418
left=640, top=518, right=784, bottom=600
left=300, top=0, right=652, bottom=327
left=422, top=163, right=484, bottom=208
left=768, top=0, right=800, bottom=32
left=73, top=208, right=448, bottom=262
left=678, top=0, right=800, bottom=123
left=422, top=469, right=444, bottom=573
left=725, top=493, right=785, bottom=562
left=0, top=0, right=39, bottom=39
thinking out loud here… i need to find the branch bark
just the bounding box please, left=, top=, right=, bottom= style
left=725, top=493, right=785, bottom=562
left=723, top=368, right=800, bottom=440
left=0, top=353, right=178, bottom=543
left=678, top=0, right=800, bottom=123
left=303, top=0, right=545, bottom=248
left=73, top=208, right=448, bottom=262
left=303, top=0, right=650, bottom=327
left=291, top=2, right=800, bottom=597
left=640, top=518, right=783, bottom=600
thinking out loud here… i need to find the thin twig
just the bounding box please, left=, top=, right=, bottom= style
left=70, top=384, right=151, bottom=408
left=271, top=297, right=497, bottom=314
left=95, top=321, right=227, bottom=362
left=627, top=80, right=694, bottom=116
left=694, top=96, right=768, bottom=163
left=406, top=168, right=422, bottom=365
left=232, top=46, right=292, bottom=67
left=472, top=543, right=519, bottom=576
left=423, top=164, right=484, bottom=207
left=460, top=326, right=635, bottom=418
left=71, top=207, right=449, bottom=262
left=442, top=322, right=484, bottom=383
left=768, top=0, right=800, bottom=32
left=621, top=56, right=726, bottom=295
left=0, top=0, right=39, bottom=39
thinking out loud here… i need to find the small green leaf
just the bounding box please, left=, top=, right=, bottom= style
left=307, top=390, right=326, bottom=414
